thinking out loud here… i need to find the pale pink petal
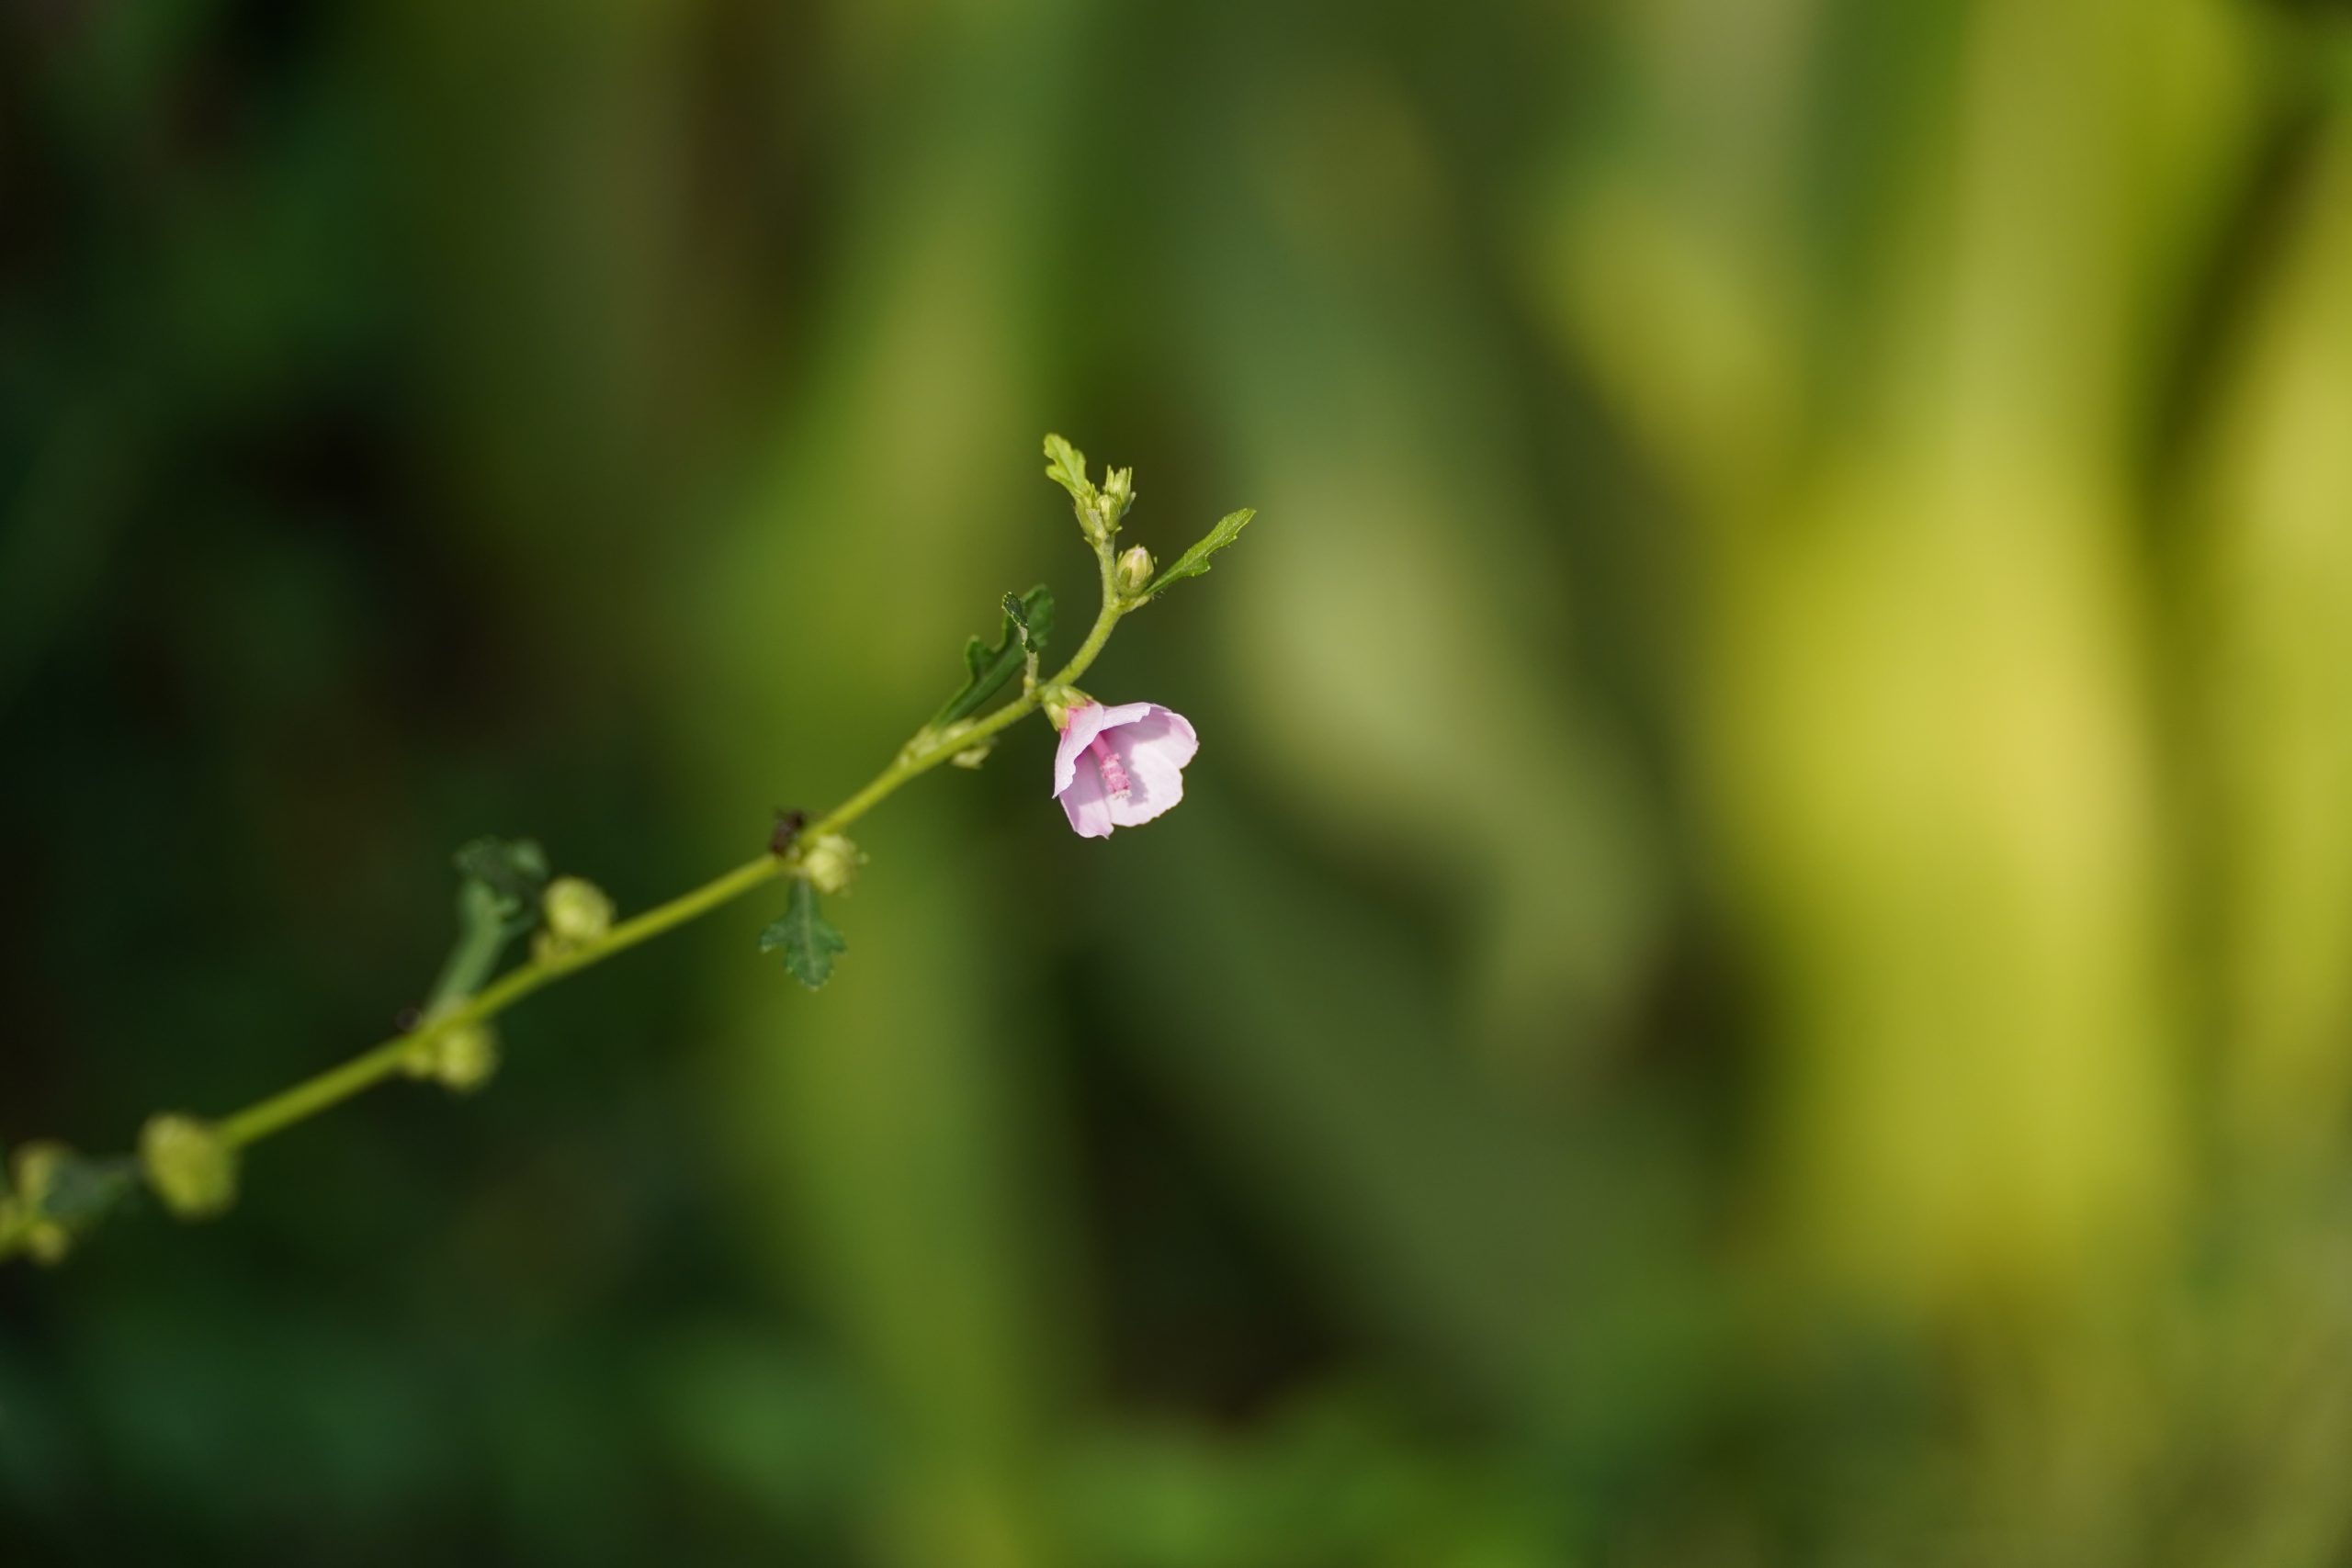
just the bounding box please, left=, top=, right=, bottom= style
left=1122, top=706, right=1198, bottom=769
left=1104, top=707, right=1197, bottom=827
left=1051, top=701, right=1158, bottom=797
left=1057, top=757, right=1118, bottom=838
left=1052, top=716, right=1091, bottom=798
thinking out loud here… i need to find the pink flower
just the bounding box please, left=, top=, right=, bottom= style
left=1052, top=701, right=1199, bottom=839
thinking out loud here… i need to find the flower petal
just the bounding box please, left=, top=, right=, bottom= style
left=1057, top=755, right=1118, bottom=838
left=1051, top=700, right=1159, bottom=797
left=1123, top=705, right=1198, bottom=768
left=1105, top=707, right=1197, bottom=827
left=1052, top=716, right=1091, bottom=799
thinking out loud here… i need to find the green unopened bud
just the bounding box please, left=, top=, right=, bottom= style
left=435, top=1024, right=501, bottom=1092
left=23, top=1218, right=70, bottom=1267
left=1101, top=466, right=1136, bottom=524
left=1114, top=545, right=1155, bottom=597
left=10, top=1144, right=76, bottom=1264
left=801, top=834, right=862, bottom=896
left=542, top=876, right=614, bottom=946
left=403, top=1021, right=502, bottom=1094
left=140, top=1114, right=240, bottom=1221
left=13, top=1142, right=66, bottom=1201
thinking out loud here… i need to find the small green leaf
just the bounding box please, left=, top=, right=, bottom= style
left=1043, top=434, right=1092, bottom=505
left=760, top=880, right=848, bottom=990
left=932, top=584, right=1055, bottom=728
left=28, top=1151, right=137, bottom=1229
left=1143, top=508, right=1257, bottom=599
left=426, top=836, right=554, bottom=1012
left=1001, top=590, right=1050, bottom=658
left=452, top=837, right=550, bottom=919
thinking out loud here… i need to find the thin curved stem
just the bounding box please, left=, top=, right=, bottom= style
left=215, top=852, right=785, bottom=1148
left=211, top=577, right=1127, bottom=1156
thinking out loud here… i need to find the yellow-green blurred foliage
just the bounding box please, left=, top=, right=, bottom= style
left=6, top=0, right=2352, bottom=1563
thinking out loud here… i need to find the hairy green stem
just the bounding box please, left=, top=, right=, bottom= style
left=211, top=575, right=1126, bottom=1156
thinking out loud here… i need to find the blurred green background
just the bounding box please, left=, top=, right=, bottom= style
left=7, top=0, right=2352, bottom=1562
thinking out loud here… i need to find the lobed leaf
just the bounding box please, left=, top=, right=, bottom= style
left=1143, top=508, right=1257, bottom=599
left=760, top=879, right=848, bottom=990
left=932, top=584, right=1054, bottom=728
left=1043, top=434, right=1092, bottom=505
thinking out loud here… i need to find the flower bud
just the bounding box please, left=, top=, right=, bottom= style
left=1114, top=545, right=1155, bottom=597
left=10, top=1143, right=77, bottom=1264
left=140, top=1114, right=240, bottom=1221
left=403, top=1021, right=502, bottom=1094
left=13, top=1142, right=65, bottom=1199
left=1100, top=466, right=1136, bottom=523
left=23, top=1218, right=69, bottom=1267
left=542, top=876, right=614, bottom=946
left=801, top=834, right=862, bottom=896
left=435, top=1024, right=501, bottom=1092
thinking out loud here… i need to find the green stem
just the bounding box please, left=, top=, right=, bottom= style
left=212, top=578, right=1128, bottom=1156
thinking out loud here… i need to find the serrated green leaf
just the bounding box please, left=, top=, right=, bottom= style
left=31, top=1153, right=137, bottom=1229
left=1043, top=434, right=1092, bottom=504
left=760, top=880, right=847, bottom=990
left=931, top=584, right=1054, bottom=728
left=1001, top=592, right=1034, bottom=649
left=1143, top=508, right=1257, bottom=598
